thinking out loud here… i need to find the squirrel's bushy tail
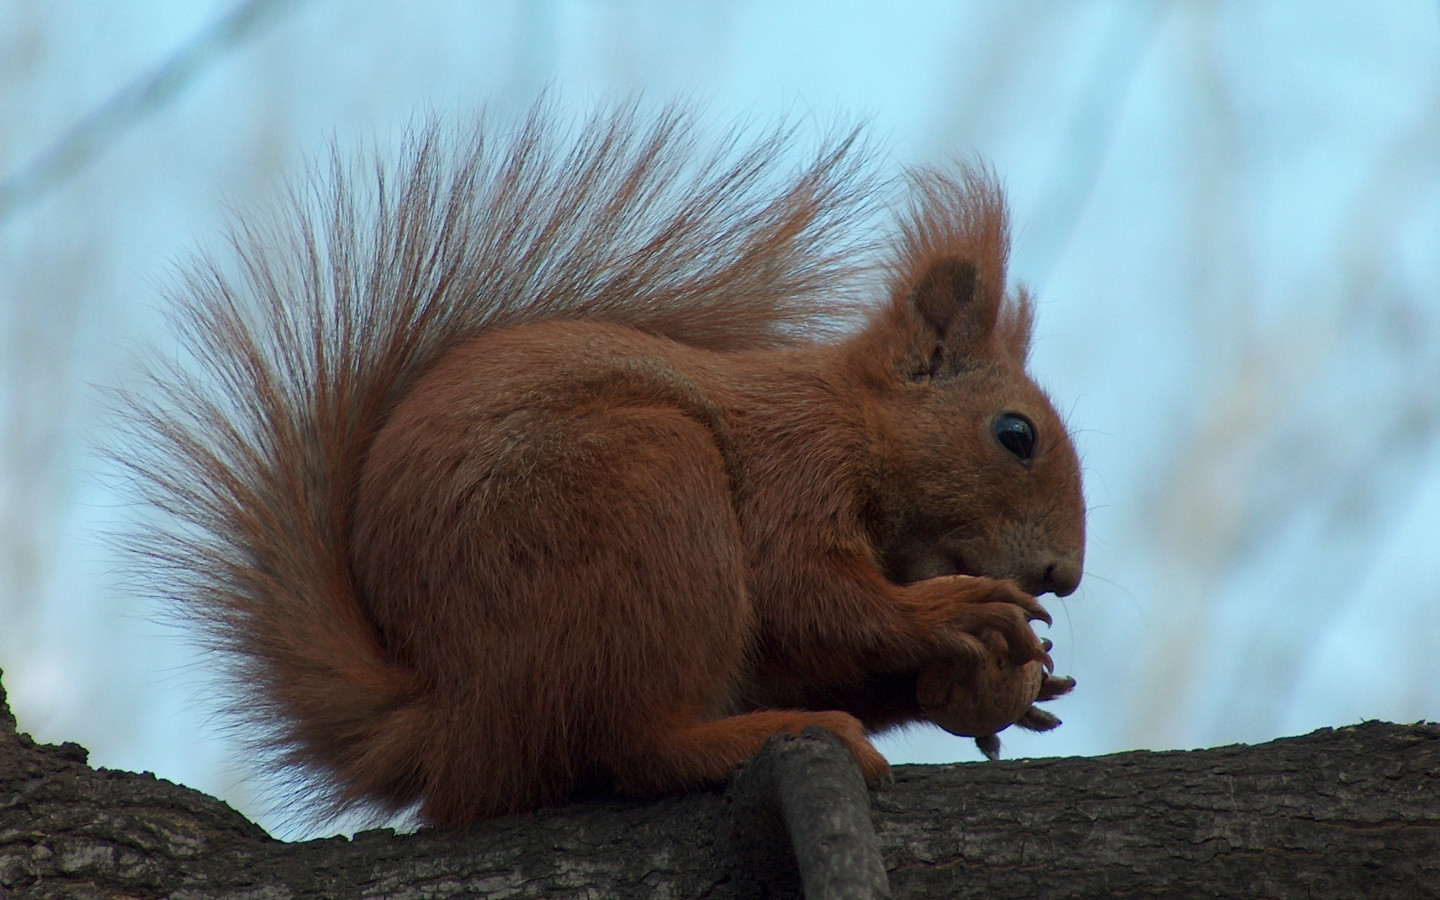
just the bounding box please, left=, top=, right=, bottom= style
left=116, top=103, right=877, bottom=824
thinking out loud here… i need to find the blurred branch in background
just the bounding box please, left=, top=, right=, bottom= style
left=0, top=0, right=300, bottom=222
left=1026, top=0, right=1172, bottom=290
left=1137, top=13, right=1440, bottom=747
left=0, top=241, right=88, bottom=622
left=0, top=0, right=297, bottom=738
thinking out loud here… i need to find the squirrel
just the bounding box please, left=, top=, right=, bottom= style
left=121, top=104, right=1085, bottom=829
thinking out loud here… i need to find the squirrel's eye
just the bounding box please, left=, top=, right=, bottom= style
left=992, top=413, right=1036, bottom=463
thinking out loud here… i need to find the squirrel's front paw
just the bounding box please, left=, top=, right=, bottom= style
left=917, top=632, right=1074, bottom=759
left=936, top=577, right=1054, bottom=671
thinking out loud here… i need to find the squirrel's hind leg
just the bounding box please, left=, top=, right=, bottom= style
left=516, top=402, right=891, bottom=796
left=608, top=708, right=892, bottom=794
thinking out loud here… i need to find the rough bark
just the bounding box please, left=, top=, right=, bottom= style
left=2, top=668, right=1436, bottom=899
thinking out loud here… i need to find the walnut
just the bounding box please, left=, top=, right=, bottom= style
left=917, top=631, right=1075, bottom=759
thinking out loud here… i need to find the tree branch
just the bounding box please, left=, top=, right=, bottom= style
left=2, top=668, right=1436, bottom=899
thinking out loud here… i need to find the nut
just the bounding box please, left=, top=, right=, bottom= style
left=917, top=631, right=1044, bottom=738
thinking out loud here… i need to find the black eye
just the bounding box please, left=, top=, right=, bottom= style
left=992, top=413, right=1036, bottom=463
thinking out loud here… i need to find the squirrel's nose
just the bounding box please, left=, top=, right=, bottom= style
left=1015, top=557, right=1081, bottom=597
left=1043, top=559, right=1082, bottom=597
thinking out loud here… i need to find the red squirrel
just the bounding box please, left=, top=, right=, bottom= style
left=123, top=105, right=1084, bottom=828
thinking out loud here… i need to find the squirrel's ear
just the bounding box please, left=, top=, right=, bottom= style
left=908, top=256, right=997, bottom=354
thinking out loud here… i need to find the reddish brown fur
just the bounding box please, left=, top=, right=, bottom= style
left=122, top=104, right=1084, bottom=828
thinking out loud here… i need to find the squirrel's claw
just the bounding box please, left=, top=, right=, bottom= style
left=1036, top=673, right=1075, bottom=702
left=1014, top=592, right=1053, bottom=627
left=1016, top=706, right=1062, bottom=732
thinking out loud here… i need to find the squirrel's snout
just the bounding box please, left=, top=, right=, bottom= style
left=1042, top=559, right=1082, bottom=598
left=1017, top=557, right=1081, bottom=597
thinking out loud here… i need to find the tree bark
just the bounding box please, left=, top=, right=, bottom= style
left=2, top=669, right=1436, bottom=899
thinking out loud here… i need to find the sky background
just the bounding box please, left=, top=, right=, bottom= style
left=2, top=1, right=1438, bottom=838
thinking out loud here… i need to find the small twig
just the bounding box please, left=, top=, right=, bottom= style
left=727, top=727, right=892, bottom=900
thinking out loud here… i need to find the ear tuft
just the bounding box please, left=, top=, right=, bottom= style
left=911, top=258, right=979, bottom=337
left=998, top=285, right=1036, bottom=364
left=888, top=165, right=1031, bottom=361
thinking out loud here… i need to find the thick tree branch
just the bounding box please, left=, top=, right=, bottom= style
left=2, top=668, right=1436, bottom=899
